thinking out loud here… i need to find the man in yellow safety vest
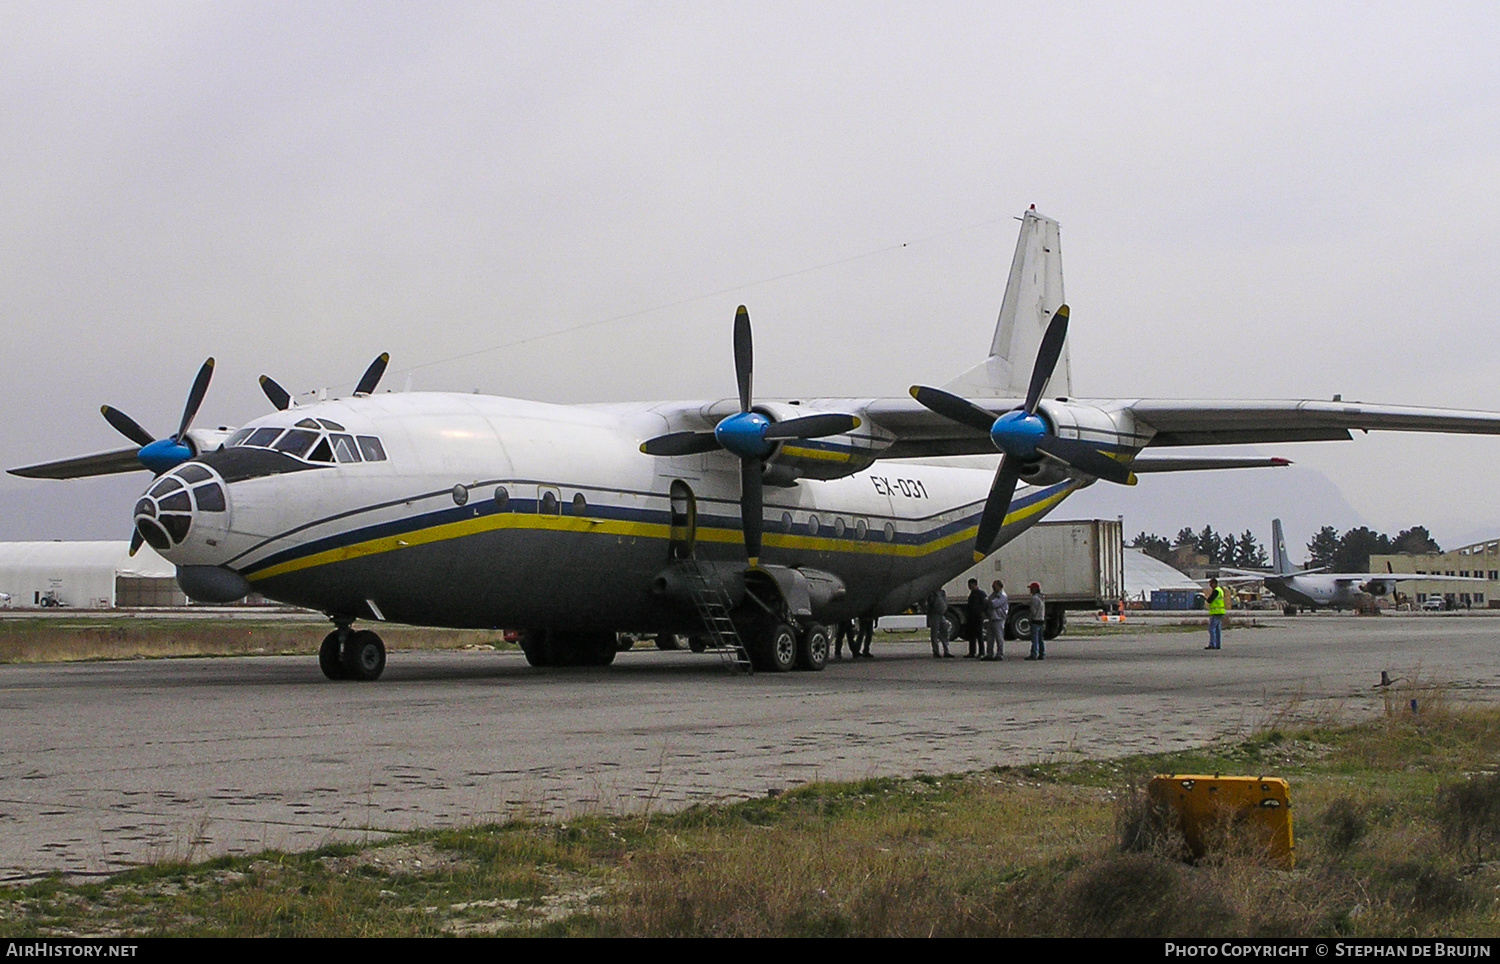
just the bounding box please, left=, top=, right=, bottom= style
left=1205, top=577, right=1226, bottom=650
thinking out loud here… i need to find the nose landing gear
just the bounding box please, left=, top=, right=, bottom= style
left=319, top=623, right=387, bottom=681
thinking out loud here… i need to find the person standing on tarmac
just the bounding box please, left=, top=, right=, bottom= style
left=855, top=614, right=875, bottom=658
left=1025, top=582, right=1046, bottom=660
left=1205, top=577, right=1226, bottom=650
left=965, top=578, right=988, bottom=658
left=985, top=580, right=1008, bottom=661
left=927, top=587, right=952, bottom=658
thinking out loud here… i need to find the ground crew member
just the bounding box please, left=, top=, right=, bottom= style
left=1205, top=577, right=1226, bottom=650
left=1025, top=582, right=1046, bottom=660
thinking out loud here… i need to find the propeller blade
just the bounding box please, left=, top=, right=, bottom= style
left=1023, top=305, right=1069, bottom=414
left=100, top=406, right=156, bottom=448
left=259, top=375, right=291, bottom=411
left=640, top=431, right=721, bottom=456
left=733, top=306, right=753, bottom=413
left=354, top=352, right=390, bottom=397
left=1034, top=435, right=1137, bottom=486
left=8, top=446, right=146, bottom=480
left=974, top=458, right=1022, bottom=559
left=741, top=456, right=763, bottom=563
left=129, top=528, right=144, bottom=557
left=174, top=358, right=215, bottom=443
left=763, top=413, right=861, bottom=440
left=909, top=386, right=1001, bottom=434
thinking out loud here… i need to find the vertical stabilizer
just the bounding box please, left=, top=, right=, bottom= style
left=943, top=207, right=1072, bottom=398
left=1271, top=518, right=1292, bottom=575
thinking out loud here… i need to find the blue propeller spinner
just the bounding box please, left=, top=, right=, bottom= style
left=909, top=305, right=1137, bottom=560
left=640, top=306, right=861, bottom=564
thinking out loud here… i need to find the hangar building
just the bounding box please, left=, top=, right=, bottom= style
left=0, top=542, right=183, bottom=609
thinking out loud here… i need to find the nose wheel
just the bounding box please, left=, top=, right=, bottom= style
left=319, top=627, right=387, bottom=681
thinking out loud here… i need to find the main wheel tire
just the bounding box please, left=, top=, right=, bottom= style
left=688, top=634, right=709, bottom=653
left=941, top=609, right=961, bottom=644
left=796, top=623, right=829, bottom=671
left=616, top=634, right=636, bottom=652
left=581, top=632, right=617, bottom=667
left=519, top=629, right=551, bottom=667
left=319, top=631, right=346, bottom=680
left=1043, top=609, right=1066, bottom=640
left=755, top=621, right=797, bottom=673
left=654, top=632, right=683, bottom=651
left=341, top=630, right=386, bottom=681
left=1283, top=605, right=1297, bottom=616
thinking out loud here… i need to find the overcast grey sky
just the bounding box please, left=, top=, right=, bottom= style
left=4, top=2, right=1499, bottom=552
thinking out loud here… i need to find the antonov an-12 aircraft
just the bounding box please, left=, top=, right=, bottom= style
left=14, top=208, right=1500, bottom=681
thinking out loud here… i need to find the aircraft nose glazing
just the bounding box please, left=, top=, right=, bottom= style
left=132, top=462, right=229, bottom=554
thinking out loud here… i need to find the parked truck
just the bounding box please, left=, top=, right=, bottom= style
left=941, top=518, right=1124, bottom=642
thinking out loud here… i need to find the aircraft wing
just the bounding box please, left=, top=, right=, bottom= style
left=854, top=396, right=1500, bottom=457
left=1127, top=399, right=1500, bottom=447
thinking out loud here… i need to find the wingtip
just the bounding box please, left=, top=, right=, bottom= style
left=1271, top=457, right=1292, bottom=466
left=1056, top=304, right=1069, bottom=319
left=908, top=386, right=921, bottom=399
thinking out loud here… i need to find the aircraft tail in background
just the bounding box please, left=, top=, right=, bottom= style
left=1271, top=518, right=1294, bottom=576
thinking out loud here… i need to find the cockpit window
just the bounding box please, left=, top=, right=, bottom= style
left=225, top=423, right=387, bottom=465
left=330, top=434, right=361, bottom=463
left=273, top=429, right=319, bottom=457
left=245, top=427, right=284, bottom=448
left=193, top=483, right=226, bottom=512
left=356, top=436, right=387, bottom=462
left=148, top=478, right=183, bottom=498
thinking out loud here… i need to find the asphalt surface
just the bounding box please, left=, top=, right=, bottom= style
left=1, top=612, right=1497, bottom=879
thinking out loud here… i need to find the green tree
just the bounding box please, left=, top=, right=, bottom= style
left=1196, top=525, right=1224, bottom=564
left=1131, top=531, right=1172, bottom=563
left=1234, top=530, right=1268, bottom=569
left=1392, top=526, right=1441, bottom=555
left=1334, top=527, right=1392, bottom=573
left=1306, top=526, right=1340, bottom=570
left=1174, top=527, right=1197, bottom=548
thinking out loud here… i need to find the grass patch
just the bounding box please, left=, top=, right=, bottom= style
left=6, top=700, right=1500, bottom=936
left=0, top=616, right=515, bottom=663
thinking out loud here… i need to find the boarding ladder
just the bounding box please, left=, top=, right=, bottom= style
left=676, top=557, right=753, bottom=673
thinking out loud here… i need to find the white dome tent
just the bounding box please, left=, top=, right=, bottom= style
left=0, top=542, right=181, bottom=609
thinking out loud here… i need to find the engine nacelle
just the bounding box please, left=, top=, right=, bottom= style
left=754, top=402, right=890, bottom=482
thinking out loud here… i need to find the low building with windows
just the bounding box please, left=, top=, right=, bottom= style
left=1372, top=538, right=1500, bottom=609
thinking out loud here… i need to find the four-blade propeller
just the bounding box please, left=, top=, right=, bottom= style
left=98, top=357, right=217, bottom=477
left=910, top=305, right=1135, bottom=559
left=260, top=353, right=390, bottom=411
left=639, top=306, right=860, bottom=564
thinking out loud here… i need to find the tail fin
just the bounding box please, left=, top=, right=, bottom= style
left=943, top=207, right=1071, bottom=398
left=1271, top=518, right=1292, bottom=575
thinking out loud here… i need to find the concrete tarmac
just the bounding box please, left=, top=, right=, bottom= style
left=1, top=612, right=1497, bottom=879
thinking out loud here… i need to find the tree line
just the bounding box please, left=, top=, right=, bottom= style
left=1130, top=524, right=1442, bottom=573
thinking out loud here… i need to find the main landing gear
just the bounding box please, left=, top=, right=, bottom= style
left=741, top=617, right=828, bottom=673
left=319, top=623, right=387, bottom=681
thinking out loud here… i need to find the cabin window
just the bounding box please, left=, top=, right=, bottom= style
left=782, top=511, right=794, bottom=532
left=807, top=515, right=820, bottom=536
left=572, top=493, right=587, bottom=515
left=493, top=486, right=510, bottom=511
left=855, top=519, right=868, bottom=540
left=540, top=491, right=559, bottom=516
left=833, top=518, right=846, bottom=538
left=356, top=436, right=387, bottom=462
left=883, top=522, right=896, bottom=542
